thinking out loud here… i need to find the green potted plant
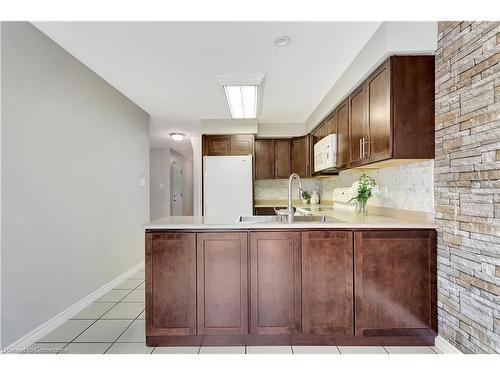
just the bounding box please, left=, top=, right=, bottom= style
left=349, top=174, right=379, bottom=215
left=301, top=190, right=311, bottom=204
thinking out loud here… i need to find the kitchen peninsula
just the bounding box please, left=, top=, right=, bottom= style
left=144, top=54, right=438, bottom=348
left=144, top=208, right=437, bottom=347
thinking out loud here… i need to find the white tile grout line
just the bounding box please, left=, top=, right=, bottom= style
left=4, top=262, right=144, bottom=353
left=56, top=281, right=144, bottom=354
left=102, top=312, right=143, bottom=354
left=33, top=276, right=441, bottom=355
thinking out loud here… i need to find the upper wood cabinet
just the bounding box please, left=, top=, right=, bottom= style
left=336, top=99, right=349, bottom=169
left=310, top=55, right=434, bottom=171
left=311, top=112, right=336, bottom=146
left=197, top=232, right=248, bottom=335
left=202, top=134, right=254, bottom=156
left=354, top=230, right=437, bottom=338
left=366, top=59, right=391, bottom=163
left=250, top=231, right=302, bottom=335
left=302, top=231, right=354, bottom=335
left=391, top=56, right=435, bottom=159
left=274, top=139, right=292, bottom=178
left=349, top=84, right=369, bottom=166
left=254, top=138, right=292, bottom=179
left=145, top=233, right=196, bottom=337
left=255, top=139, right=275, bottom=179
left=348, top=56, right=435, bottom=167
left=291, top=135, right=311, bottom=178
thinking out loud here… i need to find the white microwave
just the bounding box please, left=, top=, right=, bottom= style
left=314, top=133, right=337, bottom=172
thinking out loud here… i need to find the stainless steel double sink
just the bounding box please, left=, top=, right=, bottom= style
left=236, top=215, right=340, bottom=223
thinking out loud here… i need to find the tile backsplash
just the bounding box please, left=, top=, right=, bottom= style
left=320, top=160, right=434, bottom=212
left=255, top=160, right=434, bottom=213
left=254, top=179, right=320, bottom=200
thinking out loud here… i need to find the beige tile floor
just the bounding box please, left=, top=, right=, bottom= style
left=23, top=268, right=441, bottom=355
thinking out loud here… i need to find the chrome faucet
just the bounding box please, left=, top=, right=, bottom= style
left=275, top=173, right=304, bottom=222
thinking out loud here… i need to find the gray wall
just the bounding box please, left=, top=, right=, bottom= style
left=150, top=147, right=193, bottom=220
left=1, top=22, right=150, bottom=347
left=150, top=148, right=170, bottom=220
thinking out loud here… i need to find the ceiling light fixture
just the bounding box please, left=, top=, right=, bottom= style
left=170, top=133, right=185, bottom=141
left=223, top=85, right=257, bottom=119
left=274, top=35, right=291, bottom=47
left=216, top=74, right=265, bottom=119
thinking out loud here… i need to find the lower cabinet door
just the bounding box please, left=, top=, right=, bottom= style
left=301, top=231, right=354, bottom=335
left=197, top=232, right=248, bottom=335
left=250, top=231, right=301, bottom=334
left=145, top=233, right=196, bottom=336
left=354, top=230, right=437, bottom=337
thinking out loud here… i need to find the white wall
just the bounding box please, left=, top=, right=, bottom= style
left=201, top=119, right=258, bottom=134
left=257, top=122, right=305, bottom=138
left=150, top=147, right=193, bottom=220
left=1, top=22, right=150, bottom=347
left=191, top=136, right=203, bottom=216
left=306, top=22, right=438, bottom=132
left=150, top=148, right=170, bottom=220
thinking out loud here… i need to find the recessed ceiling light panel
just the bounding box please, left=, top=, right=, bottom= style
left=216, top=74, right=265, bottom=119
left=223, top=85, right=257, bottom=119
left=274, top=35, right=291, bottom=47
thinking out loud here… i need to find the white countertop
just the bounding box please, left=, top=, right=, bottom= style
left=144, top=206, right=436, bottom=230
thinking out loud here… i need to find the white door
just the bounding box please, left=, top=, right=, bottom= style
left=171, top=162, right=183, bottom=216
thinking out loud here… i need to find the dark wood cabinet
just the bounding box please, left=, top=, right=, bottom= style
left=324, top=112, right=336, bottom=137
left=366, top=59, right=391, bottom=163
left=202, top=134, right=254, bottom=156
left=336, top=99, right=349, bottom=169
left=274, top=139, right=292, bottom=178
left=291, top=135, right=311, bottom=178
left=354, top=230, right=437, bottom=338
left=205, top=137, right=230, bottom=156
left=346, top=55, right=434, bottom=168
left=254, top=206, right=283, bottom=215
left=250, top=231, right=301, bottom=334
left=391, top=55, right=435, bottom=159
left=146, top=228, right=437, bottom=347
left=231, top=135, right=254, bottom=155
left=197, top=233, right=248, bottom=335
left=254, top=138, right=291, bottom=179
left=301, top=231, right=353, bottom=335
left=255, top=139, right=274, bottom=179
left=307, top=55, right=435, bottom=172
left=349, top=84, right=368, bottom=166
left=311, top=113, right=335, bottom=146
left=145, top=233, right=196, bottom=337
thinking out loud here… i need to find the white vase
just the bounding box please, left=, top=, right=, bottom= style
left=310, top=191, right=320, bottom=205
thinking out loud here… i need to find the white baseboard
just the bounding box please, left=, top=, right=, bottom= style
left=2, top=261, right=144, bottom=353
left=435, top=335, right=462, bottom=354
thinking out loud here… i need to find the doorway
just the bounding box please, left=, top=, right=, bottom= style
left=170, top=161, right=183, bottom=216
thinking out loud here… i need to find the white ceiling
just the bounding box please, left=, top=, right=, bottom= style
left=33, top=22, right=381, bottom=150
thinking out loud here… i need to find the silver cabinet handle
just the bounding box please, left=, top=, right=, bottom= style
left=362, top=137, right=369, bottom=158
left=359, top=139, right=362, bottom=159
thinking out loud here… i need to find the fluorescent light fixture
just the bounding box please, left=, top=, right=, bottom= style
left=216, top=74, right=265, bottom=119
left=170, top=133, right=185, bottom=141
left=223, top=85, right=257, bottom=119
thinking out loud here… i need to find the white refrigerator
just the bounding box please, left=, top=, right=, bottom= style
left=203, top=155, right=253, bottom=217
